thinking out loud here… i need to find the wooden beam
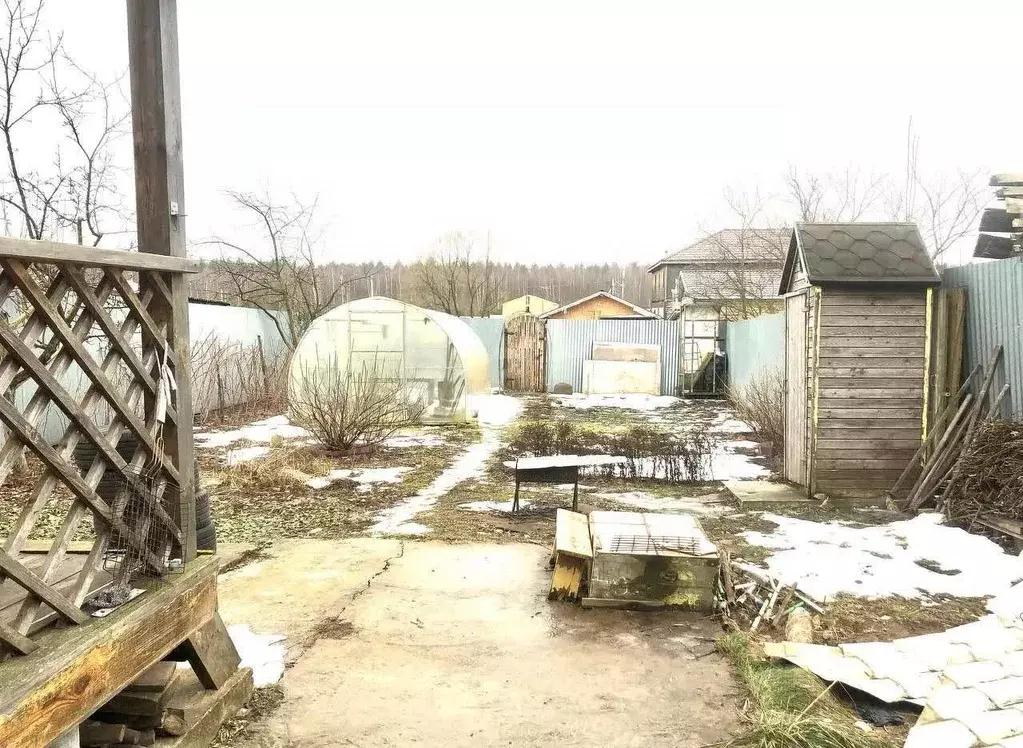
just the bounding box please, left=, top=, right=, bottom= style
left=0, top=621, right=38, bottom=656
left=177, top=612, right=240, bottom=690
left=0, top=555, right=218, bottom=748
left=0, top=550, right=87, bottom=625
left=0, top=237, right=197, bottom=273
left=126, top=0, right=196, bottom=561
left=160, top=667, right=253, bottom=748
left=990, top=173, right=1023, bottom=187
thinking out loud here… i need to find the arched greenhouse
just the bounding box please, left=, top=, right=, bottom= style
left=289, top=297, right=491, bottom=424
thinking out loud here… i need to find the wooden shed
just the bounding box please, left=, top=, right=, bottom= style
left=778, top=223, right=940, bottom=499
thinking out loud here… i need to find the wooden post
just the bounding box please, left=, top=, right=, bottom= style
left=126, top=0, right=196, bottom=562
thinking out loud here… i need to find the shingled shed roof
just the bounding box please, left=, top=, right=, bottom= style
left=779, top=223, right=940, bottom=293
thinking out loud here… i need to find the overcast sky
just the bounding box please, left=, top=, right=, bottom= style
left=51, top=0, right=1023, bottom=266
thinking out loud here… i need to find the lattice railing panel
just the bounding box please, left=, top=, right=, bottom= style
left=0, top=251, right=195, bottom=657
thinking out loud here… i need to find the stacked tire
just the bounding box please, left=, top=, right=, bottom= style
left=72, top=434, right=217, bottom=552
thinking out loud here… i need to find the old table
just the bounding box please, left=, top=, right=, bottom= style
left=504, top=455, right=627, bottom=511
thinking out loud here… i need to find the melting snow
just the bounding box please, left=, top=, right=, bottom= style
left=372, top=396, right=524, bottom=534
left=306, top=467, right=412, bottom=491
left=458, top=499, right=525, bottom=512
left=383, top=433, right=445, bottom=449
left=709, top=411, right=755, bottom=434
left=228, top=624, right=286, bottom=687
left=594, top=491, right=733, bottom=515
left=553, top=394, right=683, bottom=411
left=224, top=445, right=270, bottom=466
left=195, top=415, right=310, bottom=448
left=743, top=512, right=1023, bottom=603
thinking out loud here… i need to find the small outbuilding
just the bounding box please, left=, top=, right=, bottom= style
left=777, top=223, right=940, bottom=499
left=540, top=291, right=656, bottom=321
left=501, top=294, right=559, bottom=319
left=290, top=297, right=490, bottom=424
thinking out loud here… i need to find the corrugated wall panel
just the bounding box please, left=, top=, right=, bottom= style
left=459, top=316, right=505, bottom=389
left=545, top=319, right=679, bottom=395
left=942, top=259, right=1023, bottom=420
left=723, top=311, right=785, bottom=391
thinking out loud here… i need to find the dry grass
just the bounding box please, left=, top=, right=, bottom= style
left=817, top=595, right=988, bottom=645
left=211, top=684, right=286, bottom=747
left=718, top=633, right=897, bottom=748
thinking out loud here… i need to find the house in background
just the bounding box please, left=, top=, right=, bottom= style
left=647, top=228, right=789, bottom=320
left=540, top=290, right=656, bottom=321
left=500, top=294, right=559, bottom=319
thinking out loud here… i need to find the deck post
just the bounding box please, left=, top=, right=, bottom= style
left=126, top=0, right=196, bottom=561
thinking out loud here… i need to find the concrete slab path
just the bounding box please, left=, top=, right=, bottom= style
left=222, top=540, right=738, bottom=747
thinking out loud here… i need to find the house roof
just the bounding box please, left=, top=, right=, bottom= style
left=680, top=266, right=784, bottom=301
left=779, top=223, right=940, bottom=293
left=539, top=291, right=657, bottom=319
left=648, top=228, right=790, bottom=272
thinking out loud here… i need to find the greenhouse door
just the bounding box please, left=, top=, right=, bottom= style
left=504, top=313, right=546, bottom=392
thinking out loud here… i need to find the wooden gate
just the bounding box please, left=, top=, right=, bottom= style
left=784, top=292, right=809, bottom=487
left=504, top=313, right=546, bottom=392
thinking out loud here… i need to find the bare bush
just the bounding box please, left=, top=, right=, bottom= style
left=600, top=425, right=715, bottom=484
left=289, top=354, right=426, bottom=453
left=727, top=369, right=784, bottom=458
left=191, top=333, right=289, bottom=426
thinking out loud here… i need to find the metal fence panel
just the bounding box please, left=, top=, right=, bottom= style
left=545, top=319, right=679, bottom=395
left=724, top=311, right=785, bottom=391
left=942, top=259, right=1023, bottom=420
left=459, top=316, right=505, bottom=389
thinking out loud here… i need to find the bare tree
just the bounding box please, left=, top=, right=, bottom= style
left=409, top=231, right=504, bottom=316
left=206, top=190, right=373, bottom=349
left=697, top=188, right=789, bottom=320
left=0, top=0, right=129, bottom=245
left=786, top=165, right=888, bottom=223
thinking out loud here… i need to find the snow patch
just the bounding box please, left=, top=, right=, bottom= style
left=594, top=491, right=733, bottom=515
left=224, top=445, right=270, bottom=466
left=372, top=397, right=522, bottom=534
left=306, top=466, right=412, bottom=491
left=709, top=411, right=755, bottom=434
left=743, top=512, right=1023, bottom=602
left=383, top=433, right=445, bottom=449
left=195, top=415, right=310, bottom=448
left=553, top=394, right=683, bottom=411
left=228, top=624, right=286, bottom=687
left=458, top=499, right=525, bottom=512
left=709, top=441, right=770, bottom=480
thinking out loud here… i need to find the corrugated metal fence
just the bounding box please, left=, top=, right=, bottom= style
left=460, top=316, right=504, bottom=389
left=724, top=311, right=785, bottom=391
left=545, top=319, right=680, bottom=395
left=942, top=259, right=1023, bottom=420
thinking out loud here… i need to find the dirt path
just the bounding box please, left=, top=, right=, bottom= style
left=221, top=539, right=738, bottom=747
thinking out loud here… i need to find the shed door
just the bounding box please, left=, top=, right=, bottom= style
left=504, top=314, right=546, bottom=392
left=784, top=292, right=809, bottom=487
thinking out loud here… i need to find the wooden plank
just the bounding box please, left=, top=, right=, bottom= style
left=815, top=438, right=922, bottom=450
left=548, top=554, right=587, bottom=602
left=814, top=326, right=923, bottom=338
left=990, top=173, right=1023, bottom=187
left=554, top=509, right=592, bottom=560
left=815, top=469, right=905, bottom=481
left=0, top=550, right=86, bottom=625
left=102, top=689, right=166, bottom=717
left=818, top=429, right=922, bottom=441
left=820, top=316, right=925, bottom=327
left=820, top=338, right=926, bottom=349
left=784, top=291, right=808, bottom=486
left=818, top=407, right=921, bottom=419
left=819, top=388, right=923, bottom=399
left=819, top=378, right=924, bottom=389
left=178, top=613, right=240, bottom=690
left=0, top=556, right=218, bottom=748
left=817, top=368, right=923, bottom=378
left=0, top=621, right=38, bottom=655
left=820, top=292, right=926, bottom=306
left=820, top=306, right=926, bottom=317
left=819, top=418, right=925, bottom=430
left=818, top=352, right=925, bottom=362
left=127, top=661, right=178, bottom=693
left=817, top=398, right=923, bottom=409
left=0, top=236, right=197, bottom=273
left=160, top=667, right=253, bottom=748
left=815, top=459, right=917, bottom=471
left=976, top=514, right=1023, bottom=541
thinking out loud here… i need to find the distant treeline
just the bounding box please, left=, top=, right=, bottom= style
left=189, top=259, right=653, bottom=312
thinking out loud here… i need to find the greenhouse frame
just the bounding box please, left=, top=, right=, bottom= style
left=289, top=297, right=491, bottom=424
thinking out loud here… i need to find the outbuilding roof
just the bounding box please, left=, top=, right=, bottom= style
left=648, top=228, right=789, bottom=272
left=779, top=223, right=940, bottom=293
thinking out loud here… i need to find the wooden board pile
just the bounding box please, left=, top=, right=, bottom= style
left=718, top=555, right=822, bottom=634
left=895, top=345, right=1011, bottom=513
left=81, top=662, right=184, bottom=747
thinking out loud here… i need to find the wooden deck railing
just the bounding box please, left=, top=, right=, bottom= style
left=0, top=237, right=198, bottom=656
